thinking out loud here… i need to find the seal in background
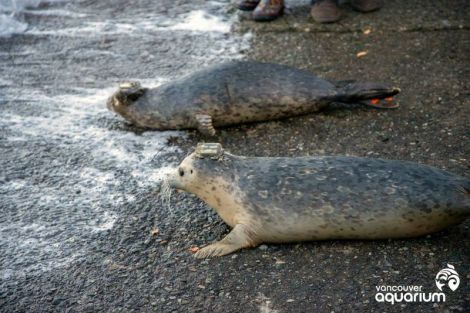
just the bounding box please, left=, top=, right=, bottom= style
left=107, top=61, right=400, bottom=135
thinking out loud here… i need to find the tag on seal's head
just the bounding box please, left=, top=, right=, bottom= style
left=195, top=143, right=224, bottom=159
left=119, top=81, right=141, bottom=90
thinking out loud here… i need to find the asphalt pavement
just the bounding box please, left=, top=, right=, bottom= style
left=0, top=0, right=469, bottom=312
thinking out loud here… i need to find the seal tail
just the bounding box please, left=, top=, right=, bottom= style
left=333, top=81, right=401, bottom=109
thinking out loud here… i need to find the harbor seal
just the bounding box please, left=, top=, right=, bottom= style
left=165, top=143, right=470, bottom=258
left=107, top=61, right=400, bottom=135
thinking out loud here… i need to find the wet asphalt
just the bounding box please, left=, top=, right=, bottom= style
left=1, top=0, right=469, bottom=312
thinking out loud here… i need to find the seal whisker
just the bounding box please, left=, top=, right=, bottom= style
left=151, top=166, right=176, bottom=213
left=159, top=177, right=173, bottom=211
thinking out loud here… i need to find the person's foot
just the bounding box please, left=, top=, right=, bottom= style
left=252, top=0, right=284, bottom=22
left=237, top=0, right=260, bottom=11
left=310, top=0, right=341, bottom=23
left=351, top=0, right=384, bottom=12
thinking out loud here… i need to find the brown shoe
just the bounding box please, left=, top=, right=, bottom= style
left=237, top=0, right=260, bottom=11
left=252, top=0, right=284, bottom=22
left=351, top=0, right=384, bottom=12
left=310, top=0, right=341, bottom=23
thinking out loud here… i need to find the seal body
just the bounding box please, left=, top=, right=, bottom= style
left=168, top=144, right=470, bottom=258
left=107, top=61, right=400, bottom=135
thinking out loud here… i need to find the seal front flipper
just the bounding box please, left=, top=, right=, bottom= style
left=195, top=113, right=216, bottom=136
left=194, top=224, right=258, bottom=258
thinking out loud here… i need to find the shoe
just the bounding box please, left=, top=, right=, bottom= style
left=351, top=0, right=384, bottom=12
left=237, top=0, right=260, bottom=11
left=252, top=0, right=284, bottom=22
left=310, top=0, right=341, bottom=23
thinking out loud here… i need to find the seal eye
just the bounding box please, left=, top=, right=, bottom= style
left=190, top=170, right=193, bottom=174
left=179, top=168, right=185, bottom=177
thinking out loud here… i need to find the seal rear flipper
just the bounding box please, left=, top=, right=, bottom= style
left=195, top=113, right=216, bottom=136
left=329, top=79, right=357, bottom=89
left=359, top=98, right=400, bottom=109
left=336, top=82, right=401, bottom=109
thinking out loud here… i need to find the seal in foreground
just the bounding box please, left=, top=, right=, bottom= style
left=107, top=61, right=400, bottom=135
left=166, top=143, right=470, bottom=258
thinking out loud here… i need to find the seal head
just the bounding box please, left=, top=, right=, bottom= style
left=167, top=144, right=262, bottom=258
left=107, top=81, right=169, bottom=128
left=107, top=82, right=146, bottom=112
left=168, top=143, right=226, bottom=190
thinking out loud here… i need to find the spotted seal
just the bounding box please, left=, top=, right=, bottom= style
left=107, top=61, right=400, bottom=135
left=166, top=143, right=470, bottom=258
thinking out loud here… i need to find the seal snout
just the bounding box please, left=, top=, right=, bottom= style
left=166, top=162, right=195, bottom=190
left=106, top=94, right=119, bottom=112
left=175, top=165, right=195, bottom=183
left=165, top=167, right=180, bottom=189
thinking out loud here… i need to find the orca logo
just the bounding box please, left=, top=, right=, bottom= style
left=435, top=264, right=460, bottom=292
